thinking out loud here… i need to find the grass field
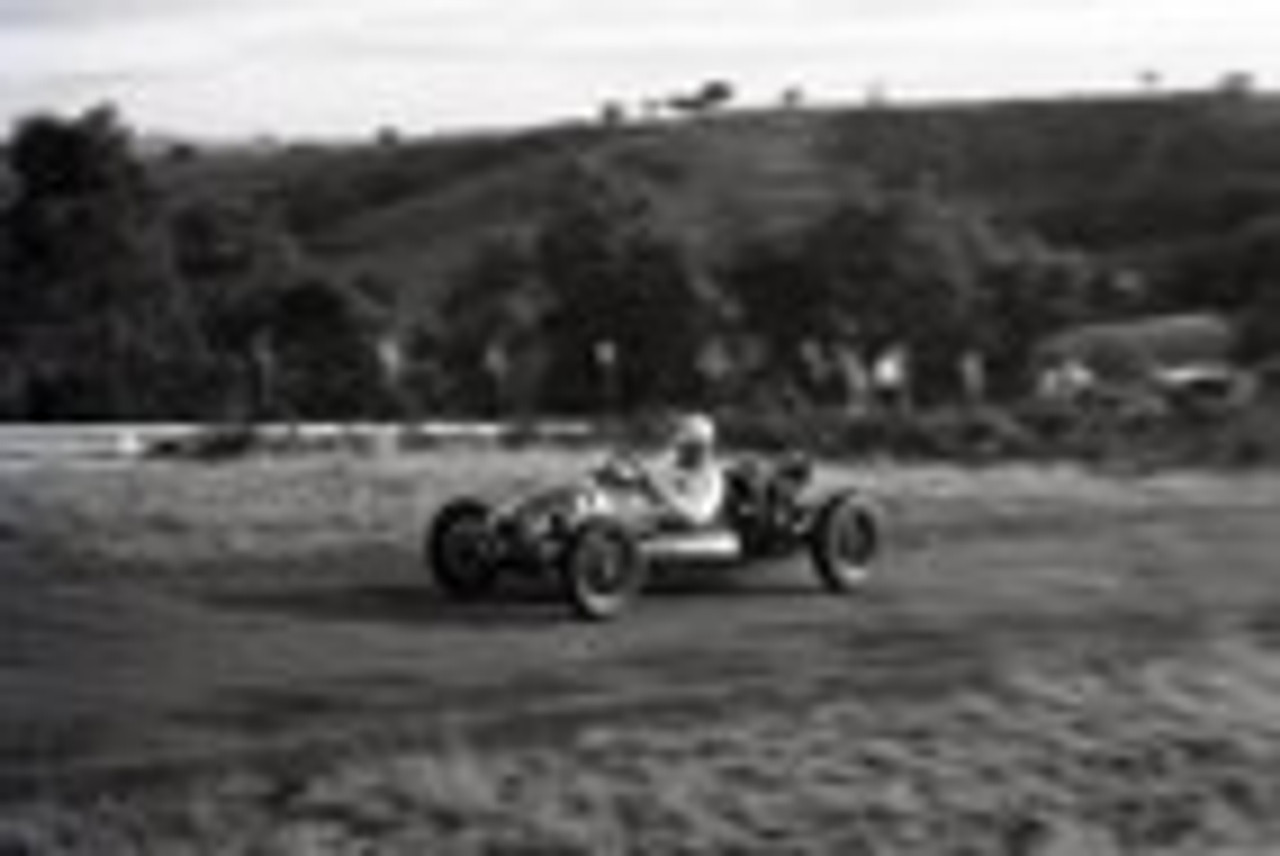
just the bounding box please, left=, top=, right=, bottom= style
left=3, top=449, right=1256, bottom=571
left=3, top=451, right=1280, bottom=854
left=15, top=643, right=1280, bottom=855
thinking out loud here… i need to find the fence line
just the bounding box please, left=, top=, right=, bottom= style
left=0, top=421, right=597, bottom=460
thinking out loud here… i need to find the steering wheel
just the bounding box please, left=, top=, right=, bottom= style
left=596, top=452, right=647, bottom=488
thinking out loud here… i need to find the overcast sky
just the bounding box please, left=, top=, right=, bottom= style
left=0, top=0, right=1275, bottom=138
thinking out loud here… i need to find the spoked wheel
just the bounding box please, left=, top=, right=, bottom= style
left=427, top=498, right=499, bottom=599
left=808, top=492, right=881, bottom=593
left=562, top=520, right=647, bottom=621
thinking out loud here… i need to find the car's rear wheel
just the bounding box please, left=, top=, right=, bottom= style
left=427, top=499, right=499, bottom=599
left=809, top=492, right=880, bottom=592
left=562, top=520, right=646, bottom=620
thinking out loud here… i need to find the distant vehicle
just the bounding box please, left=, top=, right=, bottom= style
left=1036, top=312, right=1244, bottom=411
left=425, top=452, right=882, bottom=620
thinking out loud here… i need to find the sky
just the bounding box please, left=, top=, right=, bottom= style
left=0, top=0, right=1276, bottom=139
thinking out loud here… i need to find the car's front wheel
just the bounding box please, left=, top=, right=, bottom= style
left=808, top=492, right=880, bottom=592
left=427, top=498, right=499, bottom=599
left=561, top=520, right=646, bottom=620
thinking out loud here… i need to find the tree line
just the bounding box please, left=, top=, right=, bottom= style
left=1, top=106, right=1275, bottom=421
left=0, top=107, right=386, bottom=420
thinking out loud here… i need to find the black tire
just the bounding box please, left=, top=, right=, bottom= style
left=427, top=498, right=499, bottom=599
left=561, top=520, right=647, bottom=621
left=808, top=492, right=880, bottom=593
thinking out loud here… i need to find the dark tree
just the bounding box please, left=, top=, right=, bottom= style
left=722, top=232, right=846, bottom=404
left=975, top=245, right=1099, bottom=398
left=724, top=182, right=1101, bottom=405
left=169, top=195, right=304, bottom=417
left=256, top=276, right=384, bottom=418
left=533, top=163, right=709, bottom=412
left=725, top=186, right=985, bottom=405
left=2, top=105, right=207, bottom=418
left=438, top=234, right=546, bottom=415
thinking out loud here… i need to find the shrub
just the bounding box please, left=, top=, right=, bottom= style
left=146, top=423, right=260, bottom=461
left=717, top=406, right=1042, bottom=462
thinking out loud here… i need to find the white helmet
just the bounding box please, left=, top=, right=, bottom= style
left=672, top=412, right=716, bottom=449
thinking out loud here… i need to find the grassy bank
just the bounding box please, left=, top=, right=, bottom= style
left=7, top=635, right=1280, bottom=855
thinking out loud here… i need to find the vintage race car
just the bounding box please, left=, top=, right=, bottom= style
left=424, top=452, right=881, bottom=620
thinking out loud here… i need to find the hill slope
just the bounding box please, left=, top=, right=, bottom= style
left=152, top=90, right=1280, bottom=307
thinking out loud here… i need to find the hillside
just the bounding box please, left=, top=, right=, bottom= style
left=148, top=89, right=1280, bottom=310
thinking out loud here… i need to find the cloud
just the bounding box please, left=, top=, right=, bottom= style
left=0, top=0, right=265, bottom=29
left=1, top=0, right=1277, bottom=136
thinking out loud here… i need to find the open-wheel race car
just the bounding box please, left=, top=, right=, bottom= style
left=424, top=452, right=881, bottom=620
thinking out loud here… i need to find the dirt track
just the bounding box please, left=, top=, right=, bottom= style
left=4, top=464, right=1279, bottom=805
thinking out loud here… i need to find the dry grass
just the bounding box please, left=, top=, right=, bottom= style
left=3, top=450, right=1273, bottom=573
left=7, top=453, right=1280, bottom=853
left=0, top=449, right=588, bottom=570
left=9, top=638, right=1280, bottom=855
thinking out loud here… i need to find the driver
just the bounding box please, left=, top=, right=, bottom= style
left=595, top=412, right=726, bottom=529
